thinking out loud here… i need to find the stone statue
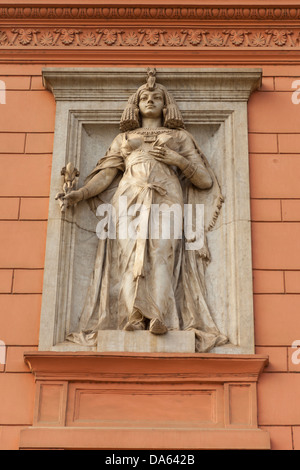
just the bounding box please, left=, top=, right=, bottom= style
left=59, top=69, right=228, bottom=352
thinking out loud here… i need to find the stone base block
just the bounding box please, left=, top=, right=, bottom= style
left=97, top=330, right=195, bottom=353
left=20, top=352, right=271, bottom=450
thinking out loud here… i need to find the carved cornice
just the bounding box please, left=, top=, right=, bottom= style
left=1, top=5, right=300, bottom=22
left=24, top=351, right=269, bottom=380
left=0, top=27, right=299, bottom=49
left=42, top=67, right=262, bottom=102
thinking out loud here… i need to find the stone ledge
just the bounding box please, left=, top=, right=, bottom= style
left=24, top=351, right=268, bottom=379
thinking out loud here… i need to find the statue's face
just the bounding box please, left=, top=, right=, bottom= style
left=138, top=89, right=164, bottom=119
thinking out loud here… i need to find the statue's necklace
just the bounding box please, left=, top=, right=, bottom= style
left=130, top=127, right=173, bottom=142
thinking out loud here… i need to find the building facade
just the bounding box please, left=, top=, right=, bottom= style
left=0, top=0, right=300, bottom=450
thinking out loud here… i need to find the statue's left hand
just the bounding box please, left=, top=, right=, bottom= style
left=149, top=146, right=186, bottom=169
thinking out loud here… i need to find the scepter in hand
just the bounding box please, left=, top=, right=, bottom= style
left=55, top=162, right=80, bottom=212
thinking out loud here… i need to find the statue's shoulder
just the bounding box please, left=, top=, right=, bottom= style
left=174, top=128, right=197, bottom=145
left=176, top=128, right=193, bottom=138
left=113, top=132, right=125, bottom=140
left=108, top=132, right=125, bottom=148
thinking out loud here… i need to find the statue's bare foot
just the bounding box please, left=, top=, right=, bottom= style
left=123, top=320, right=146, bottom=331
left=149, top=318, right=168, bottom=335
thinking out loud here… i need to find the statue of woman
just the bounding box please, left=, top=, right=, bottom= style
left=62, top=69, right=228, bottom=353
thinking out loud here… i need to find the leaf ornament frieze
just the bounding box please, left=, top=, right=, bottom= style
left=0, top=28, right=300, bottom=49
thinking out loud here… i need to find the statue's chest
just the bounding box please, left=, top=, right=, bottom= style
left=143, top=134, right=157, bottom=144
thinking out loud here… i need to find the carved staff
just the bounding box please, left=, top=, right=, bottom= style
left=55, top=162, right=80, bottom=212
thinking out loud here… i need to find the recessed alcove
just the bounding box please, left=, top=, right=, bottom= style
left=38, top=68, right=261, bottom=354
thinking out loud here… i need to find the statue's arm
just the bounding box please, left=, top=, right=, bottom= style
left=180, top=158, right=212, bottom=190
left=150, top=131, right=212, bottom=190
left=177, top=130, right=212, bottom=189
left=63, top=167, right=118, bottom=207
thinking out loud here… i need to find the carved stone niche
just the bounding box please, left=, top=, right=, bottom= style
left=38, top=67, right=262, bottom=355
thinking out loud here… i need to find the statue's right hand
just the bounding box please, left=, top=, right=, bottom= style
left=62, top=190, right=83, bottom=208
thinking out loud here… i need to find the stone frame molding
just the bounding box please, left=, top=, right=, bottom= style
left=39, top=67, right=262, bottom=355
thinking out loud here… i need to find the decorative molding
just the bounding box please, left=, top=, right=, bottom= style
left=2, top=4, right=300, bottom=61
left=1, top=6, right=300, bottom=22
left=0, top=27, right=299, bottom=49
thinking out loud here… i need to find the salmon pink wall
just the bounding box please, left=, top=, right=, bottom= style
left=1, top=2, right=300, bottom=451
left=248, top=68, right=300, bottom=450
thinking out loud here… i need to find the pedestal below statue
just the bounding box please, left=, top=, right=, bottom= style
left=97, top=331, right=195, bottom=353
left=20, top=352, right=270, bottom=450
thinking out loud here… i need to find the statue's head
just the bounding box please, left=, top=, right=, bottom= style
left=120, top=68, right=185, bottom=132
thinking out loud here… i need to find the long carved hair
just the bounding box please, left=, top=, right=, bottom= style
left=120, top=73, right=185, bottom=132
